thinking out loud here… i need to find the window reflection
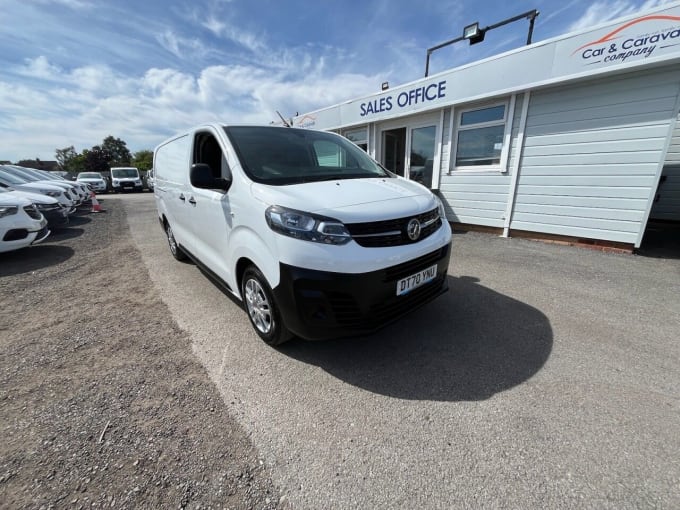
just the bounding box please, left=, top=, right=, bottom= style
left=410, top=125, right=436, bottom=187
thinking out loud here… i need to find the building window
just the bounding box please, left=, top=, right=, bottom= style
left=454, top=103, right=507, bottom=169
left=344, top=127, right=368, bottom=151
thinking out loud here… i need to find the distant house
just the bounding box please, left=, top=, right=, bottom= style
left=15, top=160, right=60, bottom=171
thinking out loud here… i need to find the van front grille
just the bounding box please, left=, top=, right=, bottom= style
left=346, top=208, right=441, bottom=247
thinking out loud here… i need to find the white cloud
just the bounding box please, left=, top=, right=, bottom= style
left=32, top=0, right=92, bottom=9
left=567, top=0, right=674, bottom=32
left=155, top=29, right=211, bottom=60
left=222, top=24, right=267, bottom=53
left=18, top=56, right=62, bottom=80
left=0, top=56, right=380, bottom=161
left=202, top=15, right=226, bottom=37
left=182, top=3, right=267, bottom=54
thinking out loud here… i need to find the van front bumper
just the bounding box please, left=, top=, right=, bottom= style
left=112, top=182, right=143, bottom=192
left=273, top=244, right=451, bottom=341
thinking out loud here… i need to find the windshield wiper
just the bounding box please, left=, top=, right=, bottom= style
left=312, top=174, right=374, bottom=182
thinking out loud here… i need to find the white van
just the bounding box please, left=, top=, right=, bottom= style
left=110, top=166, right=143, bottom=192
left=154, top=124, right=452, bottom=345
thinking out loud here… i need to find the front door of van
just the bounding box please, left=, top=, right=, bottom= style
left=186, top=130, right=235, bottom=285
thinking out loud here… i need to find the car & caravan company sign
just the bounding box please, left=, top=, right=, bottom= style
left=556, top=9, right=680, bottom=72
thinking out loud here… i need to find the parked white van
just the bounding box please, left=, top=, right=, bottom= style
left=110, top=166, right=143, bottom=192
left=154, top=124, right=452, bottom=345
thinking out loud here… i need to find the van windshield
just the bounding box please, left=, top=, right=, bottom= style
left=111, top=169, right=138, bottom=178
left=224, top=126, right=390, bottom=185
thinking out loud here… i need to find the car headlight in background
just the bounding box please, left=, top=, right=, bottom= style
left=42, top=190, right=61, bottom=198
left=265, top=205, right=351, bottom=245
left=112, top=180, right=119, bottom=185
left=0, top=205, right=19, bottom=218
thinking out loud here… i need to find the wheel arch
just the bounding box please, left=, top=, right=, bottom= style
left=230, top=227, right=280, bottom=295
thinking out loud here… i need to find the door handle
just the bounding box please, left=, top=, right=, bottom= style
left=179, top=194, right=185, bottom=201
left=188, top=197, right=196, bottom=206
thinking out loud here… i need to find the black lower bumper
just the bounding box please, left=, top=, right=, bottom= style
left=273, top=244, right=451, bottom=340
left=42, top=209, right=69, bottom=224
left=113, top=184, right=143, bottom=192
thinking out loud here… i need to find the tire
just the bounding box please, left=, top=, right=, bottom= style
left=165, top=222, right=187, bottom=261
left=241, top=266, right=292, bottom=346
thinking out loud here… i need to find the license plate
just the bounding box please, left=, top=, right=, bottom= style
left=396, top=264, right=438, bottom=296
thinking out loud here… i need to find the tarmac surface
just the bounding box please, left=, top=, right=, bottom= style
left=122, top=192, right=679, bottom=509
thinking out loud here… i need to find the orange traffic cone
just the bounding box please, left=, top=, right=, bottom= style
left=91, top=191, right=103, bottom=213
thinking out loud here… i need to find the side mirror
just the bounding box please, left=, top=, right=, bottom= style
left=190, top=163, right=231, bottom=192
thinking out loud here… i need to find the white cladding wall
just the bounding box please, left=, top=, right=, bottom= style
left=665, top=110, right=680, bottom=164
left=651, top=110, right=680, bottom=220
left=509, top=68, right=680, bottom=245
left=438, top=94, right=525, bottom=227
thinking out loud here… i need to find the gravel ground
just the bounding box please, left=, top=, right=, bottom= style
left=0, top=204, right=283, bottom=509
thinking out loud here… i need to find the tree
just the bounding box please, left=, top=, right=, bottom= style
left=83, top=146, right=111, bottom=173
left=55, top=146, right=77, bottom=171
left=132, top=150, right=153, bottom=172
left=69, top=153, right=87, bottom=173
left=101, top=136, right=131, bottom=167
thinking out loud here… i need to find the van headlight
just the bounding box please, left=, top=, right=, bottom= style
left=433, top=194, right=446, bottom=219
left=265, top=205, right=351, bottom=245
left=0, top=205, right=19, bottom=218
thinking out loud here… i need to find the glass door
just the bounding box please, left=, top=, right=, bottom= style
left=382, top=128, right=406, bottom=176
left=407, top=125, right=437, bottom=188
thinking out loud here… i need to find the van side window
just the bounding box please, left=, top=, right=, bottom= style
left=193, top=132, right=231, bottom=180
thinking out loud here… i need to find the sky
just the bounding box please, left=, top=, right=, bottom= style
left=0, top=0, right=676, bottom=162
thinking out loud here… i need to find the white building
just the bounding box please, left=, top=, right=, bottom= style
left=291, top=3, right=680, bottom=251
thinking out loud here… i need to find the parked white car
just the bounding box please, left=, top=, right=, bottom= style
left=34, top=169, right=91, bottom=201
left=154, top=124, right=452, bottom=345
left=0, top=188, right=69, bottom=225
left=0, top=168, right=76, bottom=211
left=0, top=190, right=50, bottom=253
left=6, top=166, right=86, bottom=204
left=146, top=168, right=155, bottom=192
left=76, top=172, right=108, bottom=193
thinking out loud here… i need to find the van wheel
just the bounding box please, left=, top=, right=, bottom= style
left=242, top=266, right=291, bottom=346
left=165, top=222, right=187, bottom=261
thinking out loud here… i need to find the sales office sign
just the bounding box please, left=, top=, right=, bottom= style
left=557, top=8, right=680, bottom=73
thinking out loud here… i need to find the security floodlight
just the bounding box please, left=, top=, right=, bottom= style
left=463, top=22, right=481, bottom=39
left=464, top=22, right=486, bottom=44
left=381, top=81, right=389, bottom=91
